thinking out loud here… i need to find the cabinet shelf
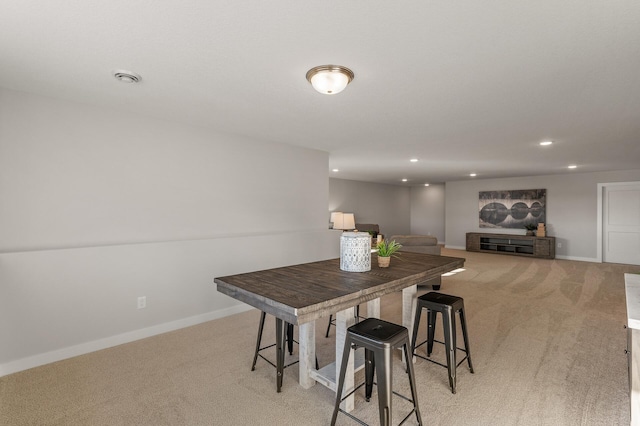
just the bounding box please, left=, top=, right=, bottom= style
left=466, top=233, right=555, bottom=259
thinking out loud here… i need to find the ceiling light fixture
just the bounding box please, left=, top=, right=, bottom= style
left=410, top=158, right=418, bottom=163
left=470, top=173, right=477, bottom=177
left=306, top=65, right=354, bottom=95
left=332, top=168, right=339, bottom=172
left=424, top=183, right=430, bottom=187
left=113, top=70, right=141, bottom=83
left=568, top=165, right=577, bottom=169
left=402, top=178, right=408, bottom=182
left=540, top=140, right=553, bottom=146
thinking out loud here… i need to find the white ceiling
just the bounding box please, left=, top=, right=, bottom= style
left=2, top=1, right=639, bottom=185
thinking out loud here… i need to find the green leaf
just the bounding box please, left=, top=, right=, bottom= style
left=376, top=240, right=403, bottom=257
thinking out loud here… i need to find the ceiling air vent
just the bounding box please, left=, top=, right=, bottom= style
left=112, top=70, right=141, bottom=83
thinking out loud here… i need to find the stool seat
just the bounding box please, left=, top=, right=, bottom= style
left=331, top=318, right=423, bottom=426
left=419, top=292, right=463, bottom=307
left=348, top=317, right=407, bottom=345
left=411, top=292, right=474, bottom=394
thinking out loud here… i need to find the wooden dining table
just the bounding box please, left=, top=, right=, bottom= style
left=214, top=251, right=465, bottom=412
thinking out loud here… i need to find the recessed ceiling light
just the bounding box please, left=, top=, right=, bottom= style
left=424, top=183, right=430, bottom=187
left=568, top=165, right=577, bottom=169
left=332, top=168, right=339, bottom=172
left=410, top=158, right=418, bottom=163
left=402, top=178, right=408, bottom=182
left=113, top=70, right=141, bottom=83
left=470, top=173, right=477, bottom=177
left=540, top=140, right=553, bottom=146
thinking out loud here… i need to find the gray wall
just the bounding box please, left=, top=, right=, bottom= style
left=444, top=169, right=640, bottom=260
left=329, top=178, right=411, bottom=237
left=0, top=88, right=341, bottom=375
left=410, top=184, right=446, bottom=243
left=328, top=179, right=446, bottom=243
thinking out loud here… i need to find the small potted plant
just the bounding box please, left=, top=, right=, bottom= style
left=524, top=223, right=537, bottom=236
left=376, top=240, right=402, bottom=268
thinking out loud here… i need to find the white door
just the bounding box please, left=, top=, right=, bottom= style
left=603, top=183, right=640, bottom=265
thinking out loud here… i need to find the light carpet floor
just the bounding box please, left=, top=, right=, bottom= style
left=2, top=248, right=640, bottom=425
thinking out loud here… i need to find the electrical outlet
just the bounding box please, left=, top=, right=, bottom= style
left=137, top=296, right=146, bottom=309
left=557, top=242, right=562, bottom=248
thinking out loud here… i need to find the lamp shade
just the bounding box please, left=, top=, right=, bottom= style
left=306, top=65, right=354, bottom=95
left=331, top=212, right=355, bottom=230
left=342, top=213, right=355, bottom=230
left=330, top=212, right=343, bottom=229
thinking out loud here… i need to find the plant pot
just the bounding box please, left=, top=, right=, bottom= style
left=526, top=231, right=535, bottom=236
left=378, top=256, right=391, bottom=268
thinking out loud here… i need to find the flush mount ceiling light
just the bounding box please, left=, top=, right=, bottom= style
left=306, top=65, right=354, bottom=95
left=113, top=70, right=141, bottom=83
left=540, top=140, right=553, bottom=146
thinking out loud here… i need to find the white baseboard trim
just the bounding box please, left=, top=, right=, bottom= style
left=444, top=245, right=466, bottom=250
left=0, top=304, right=254, bottom=378
left=555, top=255, right=599, bottom=263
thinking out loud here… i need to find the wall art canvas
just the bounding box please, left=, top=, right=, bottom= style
left=479, top=189, right=546, bottom=229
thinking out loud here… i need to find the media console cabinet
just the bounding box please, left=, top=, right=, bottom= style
left=466, top=232, right=556, bottom=259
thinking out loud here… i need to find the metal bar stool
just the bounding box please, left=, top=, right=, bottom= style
left=411, top=292, right=474, bottom=394
left=251, top=311, right=318, bottom=392
left=331, top=318, right=423, bottom=426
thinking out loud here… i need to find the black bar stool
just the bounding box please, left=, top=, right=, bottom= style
left=411, top=292, right=474, bottom=394
left=331, top=318, right=423, bottom=426
left=251, top=311, right=318, bottom=392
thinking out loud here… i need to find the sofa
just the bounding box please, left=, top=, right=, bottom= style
left=388, top=235, right=442, bottom=289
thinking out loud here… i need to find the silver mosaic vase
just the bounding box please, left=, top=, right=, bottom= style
left=340, top=232, right=372, bottom=272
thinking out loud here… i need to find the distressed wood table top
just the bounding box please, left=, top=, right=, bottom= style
left=214, top=252, right=465, bottom=325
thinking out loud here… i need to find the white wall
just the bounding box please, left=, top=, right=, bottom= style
left=329, top=178, right=411, bottom=237
left=0, top=88, right=328, bottom=251
left=410, top=184, right=445, bottom=243
left=444, top=169, right=640, bottom=260
left=0, top=88, right=340, bottom=376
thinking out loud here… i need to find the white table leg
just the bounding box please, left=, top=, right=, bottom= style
left=299, top=320, right=316, bottom=389
left=336, top=307, right=356, bottom=412
left=402, top=284, right=418, bottom=365
left=367, top=298, right=381, bottom=319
